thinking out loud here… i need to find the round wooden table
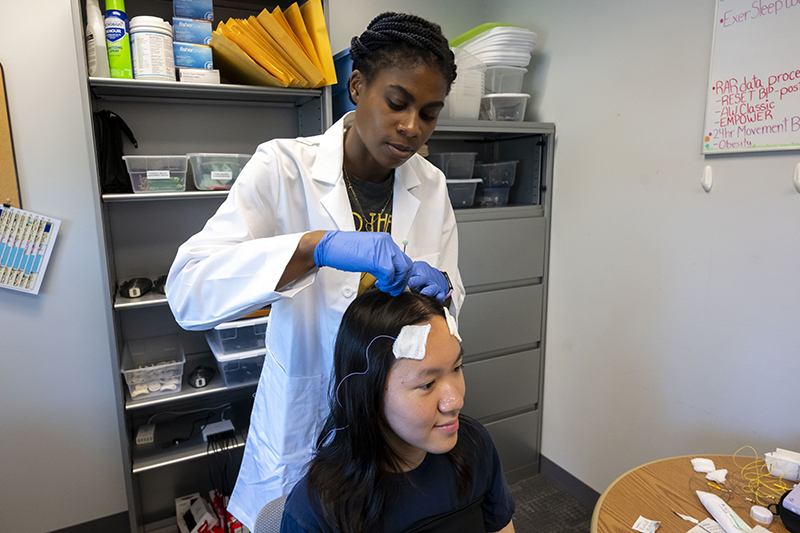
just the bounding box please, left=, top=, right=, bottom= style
left=591, top=455, right=791, bottom=532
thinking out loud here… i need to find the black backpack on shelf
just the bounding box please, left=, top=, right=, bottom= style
left=93, top=109, right=138, bottom=194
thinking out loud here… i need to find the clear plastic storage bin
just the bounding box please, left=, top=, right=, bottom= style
left=121, top=335, right=185, bottom=399
left=187, top=153, right=251, bottom=190
left=205, top=316, right=268, bottom=356
left=122, top=155, right=189, bottom=193
left=479, top=93, right=530, bottom=121
left=475, top=186, right=511, bottom=207
left=484, top=66, right=526, bottom=94
left=474, top=161, right=518, bottom=188
left=428, top=152, right=478, bottom=179
left=446, top=179, right=482, bottom=208
left=205, top=316, right=268, bottom=387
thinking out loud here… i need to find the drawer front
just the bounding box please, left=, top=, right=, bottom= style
left=458, top=284, right=543, bottom=356
left=462, top=349, right=541, bottom=420
left=484, top=410, right=540, bottom=473
left=457, top=216, right=545, bottom=287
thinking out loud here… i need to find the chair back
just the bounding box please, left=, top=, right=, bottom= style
left=253, top=494, right=288, bottom=533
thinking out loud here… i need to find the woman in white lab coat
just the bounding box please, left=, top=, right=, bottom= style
left=166, top=12, right=464, bottom=531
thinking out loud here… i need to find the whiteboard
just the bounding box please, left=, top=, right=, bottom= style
left=703, top=0, right=800, bottom=154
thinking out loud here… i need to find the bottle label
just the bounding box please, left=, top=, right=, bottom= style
left=86, top=33, right=98, bottom=73
left=105, top=11, right=128, bottom=43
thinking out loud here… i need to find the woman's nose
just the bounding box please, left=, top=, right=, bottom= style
left=398, top=111, right=422, bottom=138
left=438, top=383, right=464, bottom=413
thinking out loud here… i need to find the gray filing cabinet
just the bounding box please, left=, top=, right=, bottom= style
left=429, top=120, right=554, bottom=483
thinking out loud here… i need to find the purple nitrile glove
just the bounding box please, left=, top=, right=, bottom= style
left=314, top=230, right=412, bottom=296
left=407, top=261, right=450, bottom=301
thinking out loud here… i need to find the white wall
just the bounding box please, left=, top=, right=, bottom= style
left=0, top=0, right=127, bottom=531
left=329, top=0, right=488, bottom=56
left=490, top=0, right=800, bottom=493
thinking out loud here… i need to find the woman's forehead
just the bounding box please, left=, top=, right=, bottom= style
left=368, top=63, right=447, bottom=101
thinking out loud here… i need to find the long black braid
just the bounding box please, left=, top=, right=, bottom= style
left=348, top=12, right=457, bottom=98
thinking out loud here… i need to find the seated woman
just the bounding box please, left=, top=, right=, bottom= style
left=280, top=290, right=515, bottom=533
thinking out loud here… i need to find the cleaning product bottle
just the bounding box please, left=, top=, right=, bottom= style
left=105, top=0, right=133, bottom=79
left=85, top=0, right=110, bottom=77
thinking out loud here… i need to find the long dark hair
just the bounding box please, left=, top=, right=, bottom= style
left=305, top=290, right=479, bottom=533
left=348, top=12, right=457, bottom=102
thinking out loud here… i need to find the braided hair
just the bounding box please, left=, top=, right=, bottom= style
left=349, top=12, right=457, bottom=99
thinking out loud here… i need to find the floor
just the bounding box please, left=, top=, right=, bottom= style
left=145, top=473, right=595, bottom=533
left=508, top=474, right=595, bottom=533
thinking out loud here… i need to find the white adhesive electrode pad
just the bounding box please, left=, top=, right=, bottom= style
left=692, top=458, right=716, bottom=473
left=706, top=469, right=728, bottom=483
left=393, top=324, right=431, bottom=360
left=443, top=307, right=462, bottom=342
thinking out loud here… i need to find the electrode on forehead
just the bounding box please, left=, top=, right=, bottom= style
left=393, top=324, right=430, bottom=360
left=443, top=307, right=462, bottom=342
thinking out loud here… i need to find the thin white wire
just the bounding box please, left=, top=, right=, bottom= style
left=335, top=335, right=395, bottom=408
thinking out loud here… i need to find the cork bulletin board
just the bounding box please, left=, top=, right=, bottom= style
left=0, top=62, right=21, bottom=208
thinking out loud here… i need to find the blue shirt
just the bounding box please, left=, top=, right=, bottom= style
left=280, top=419, right=514, bottom=533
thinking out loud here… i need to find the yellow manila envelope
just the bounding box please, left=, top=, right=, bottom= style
left=210, top=30, right=284, bottom=87
left=300, top=0, right=336, bottom=85
left=256, top=8, right=324, bottom=87
left=283, top=3, right=324, bottom=75
left=217, top=20, right=294, bottom=86
left=240, top=16, right=306, bottom=87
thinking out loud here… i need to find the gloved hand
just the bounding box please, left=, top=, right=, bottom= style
left=314, top=231, right=412, bottom=296
left=407, top=261, right=450, bottom=301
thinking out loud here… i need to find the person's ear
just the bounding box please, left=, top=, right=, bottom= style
left=349, top=70, right=366, bottom=105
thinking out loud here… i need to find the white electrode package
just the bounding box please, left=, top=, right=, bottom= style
left=765, top=448, right=800, bottom=481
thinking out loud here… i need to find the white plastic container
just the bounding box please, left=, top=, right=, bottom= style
left=130, top=16, right=176, bottom=81
left=188, top=153, right=251, bottom=190
left=479, top=93, right=530, bottom=121
left=206, top=316, right=268, bottom=387
left=122, top=155, right=188, bottom=193
left=442, top=47, right=486, bottom=119
left=121, top=335, right=185, bottom=399
left=446, top=179, right=482, bottom=208
left=484, top=66, right=526, bottom=94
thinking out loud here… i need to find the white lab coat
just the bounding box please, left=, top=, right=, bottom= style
left=166, top=112, right=464, bottom=531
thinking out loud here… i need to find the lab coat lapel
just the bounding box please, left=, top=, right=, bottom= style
left=313, top=116, right=355, bottom=231
left=392, top=160, right=421, bottom=243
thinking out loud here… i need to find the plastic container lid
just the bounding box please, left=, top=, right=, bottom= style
left=130, top=16, right=173, bottom=35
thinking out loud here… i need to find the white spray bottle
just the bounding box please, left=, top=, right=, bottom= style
left=85, top=0, right=110, bottom=77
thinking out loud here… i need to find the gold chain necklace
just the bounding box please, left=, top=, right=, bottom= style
left=342, top=168, right=393, bottom=232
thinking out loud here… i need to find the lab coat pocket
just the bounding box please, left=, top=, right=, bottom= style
left=258, top=347, right=324, bottom=460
